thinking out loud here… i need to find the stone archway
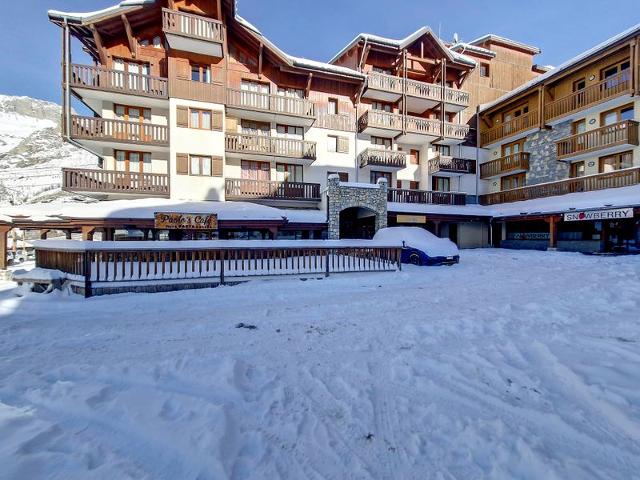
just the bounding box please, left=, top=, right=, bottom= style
left=326, top=175, right=387, bottom=239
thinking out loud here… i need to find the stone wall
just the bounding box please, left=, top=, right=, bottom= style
left=524, top=120, right=571, bottom=185
left=326, top=176, right=388, bottom=239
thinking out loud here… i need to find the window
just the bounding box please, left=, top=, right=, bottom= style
left=114, top=105, right=151, bottom=122
left=570, top=161, right=585, bottom=178
left=480, top=63, right=490, bottom=78
left=572, top=119, right=586, bottom=135
left=371, top=136, right=392, bottom=149
left=370, top=171, right=392, bottom=184
left=410, top=149, right=420, bottom=165
left=241, top=160, right=270, bottom=181
left=372, top=66, right=392, bottom=75
left=189, top=108, right=212, bottom=129
left=115, top=150, right=152, bottom=173
left=599, top=151, right=633, bottom=172
left=327, top=135, right=338, bottom=152
left=435, top=145, right=451, bottom=156
left=327, top=171, right=348, bottom=182
left=112, top=59, right=150, bottom=91
left=501, top=172, right=526, bottom=190
left=327, top=98, right=339, bottom=115
left=241, top=120, right=270, bottom=136
left=601, top=104, right=634, bottom=125
left=276, top=163, right=303, bottom=182
left=152, top=36, right=162, bottom=48
left=189, top=155, right=212, bottom=176
left=601, top=59, right=630, bottom=88
left=276, top=124, right=303, bottom=139
left=409, top=180, right=420, bottom=190
left=503, top=104, right=529, bottom=123
left=432, top=176, right=450, bottom=192
left=502, top=138, right=525, bottom=157
left=371, top=101, right=392, bottom=112
left=191, top=63, right=211, bottom=83
left=277, top=86, right=304, bottom=98
left=241, top=80, right=269, bottom=93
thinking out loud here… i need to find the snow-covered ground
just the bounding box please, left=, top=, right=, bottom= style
left=1, top=249, right=640, bottom=479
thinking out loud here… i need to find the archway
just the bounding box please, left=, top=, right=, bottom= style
left=339, top=206, right=377, bottom=239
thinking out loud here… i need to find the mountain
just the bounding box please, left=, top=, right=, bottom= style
left=0, top=95, right=98, bottom=206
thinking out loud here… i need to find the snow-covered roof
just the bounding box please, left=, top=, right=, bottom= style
left=480, top=23, right=640, bottom=113
left=388, top=202, right=493, bottom=217
left=449, top=42, right=496, bottom=58
left=469, top=34, right=541, bottom=55
left=48, top=0, right=154, bottom=24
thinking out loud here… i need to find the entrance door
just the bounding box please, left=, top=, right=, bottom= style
left=339, top=207, right=377, bottom=239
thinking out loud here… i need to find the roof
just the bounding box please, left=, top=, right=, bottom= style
left=480, top=22, right=640, bottom=113
left=469, top=34, right=541, bottom=55
left=47, top=0, right=154, bottom=24
left=449, top=42, right=496, bottom=58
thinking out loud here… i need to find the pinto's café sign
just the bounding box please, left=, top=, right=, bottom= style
left=154, top=212, right=218, bottom=230
left=563, top=207, right=634, bottom=222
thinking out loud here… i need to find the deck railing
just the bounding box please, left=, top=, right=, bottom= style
left=33, top=241, right=402, bottom=296
left=162, top=8, right=224, bottom=43
left=545, top=71, right=632, bottom=121
left=479, top=167, right=640, bottom=205
left=359, top=148, right=407, bottom=169
left=70, top=116, right=169, bottom=145
left=315, top=113, right=356, bottom=132
left=170, top=78, right=225, bottom=103
left=366, top=72, right=469, bottom=107
left=388, top=188, right=467, bottom=205
left=366, top=72, right=403, bottom=95
left=225, top=133, right=316, bottom=159
left=480, top=152, right=530, bottom=179
left=444, top=121, right=470, bottom=140
left=226, top=88, right=316, bottom=118
left=555, top=120, right=639, bottom=160
left=225, top=178, right=321, bottom=201
left=70, top=64, right=168, bottom=98
left=480, top=110, right=539, bottom=146
left=444, top=87, right=470, bottom=106
left=62, top=168, right=169, bottom=196
left=405, top=115, right=441, bottom=136
left=405, top=77, right=442, bottom=102
left=358, top=110, right=404, bottom=132
left=429, top=155, right=476, bottom=174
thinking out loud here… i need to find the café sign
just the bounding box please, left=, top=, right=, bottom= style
left=154, top=212, right=218, bottom=230
left=563, top=207, right=633, bottom=222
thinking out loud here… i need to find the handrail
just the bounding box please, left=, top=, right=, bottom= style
left=359, top=148, right=407, bottom=168
left=480, top=110, right=539, bottom=146
left=429, top=155, right=476, bottom=174
left=388, top=188, right=467, bottom=205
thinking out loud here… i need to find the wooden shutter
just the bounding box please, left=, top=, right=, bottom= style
left=173, top=58, right=191, bottom=80
left=337, top=136, right=349, bottom=153
left=211, top=156, right=223, bottom=176
left=211, top=110, right=223, bottom=131
left=176, top=153, right=189, bottom=175
left=176, top=106, right=189, bottom=128
left=225, top=116, right=238, bottom=133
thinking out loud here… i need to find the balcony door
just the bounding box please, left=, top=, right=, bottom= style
left=276, top=86, right=305, bottom=115
left=240, top=80, right=270, bottom=110
left=112, top=58, right=150, bottom=92
left=370, top=170, right=392, bottom=185
left=502, top=138, right=524, bottom=158
left=114, top=105, right=152, bottom=142
left=115, top=150, right=152, bottom=189
left=601, top=60, right=630, bottom=91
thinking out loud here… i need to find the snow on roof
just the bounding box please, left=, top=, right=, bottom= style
left=388, top=202, right=493, bottom=217
left=469, top=34, right=541, bottom=54
left=47, top=0, right=154, bottom=24
left=481, top=23, right=640, bottom=113
left=449, top=42, right=496, bottom=58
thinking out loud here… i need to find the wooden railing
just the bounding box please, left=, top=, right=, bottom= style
left=358, top=110, right=404, bottom=132
left=359, top=148, right=407, bottom=169
left=70, top=64, right=168, bottom=98
left=545, top=70, right=632, bottom=121
left=556, top=120, right=639, bottom=160
left=62, top=168, right=169, bottom=196
left=480, top=110, right=539, bottom=146
left=480, top=152, right=530, bottom=179
left=366, top=72, right=403, bottom=94
left=444, top=121, right=470, bottom=140
left=479, top=167, right=640, bottom=205
left=366, top=73, right=469, bottom=107
left=70, top=116, right=169, bottom=145
left=225, top=178, right=321, bottom=201
left=388, top=188, right=467, bottom=205
left=162, top=8, right=224, bottom=43
left=34, top=241, right=402, bottom=296
left=444, top=87, right=470, bottom=106
left=170, top=78, right=225, bottom=103
left=405, top=115, right=441, bottom=136
left=225, top=133, right=316, bottom=160
left=405, top=78, right=442, bottom=101
left=315, top=113, right=356, bottom=132
left=429, top=155, right=476, bottom=174
left=226, top=88, right=315, bottom=119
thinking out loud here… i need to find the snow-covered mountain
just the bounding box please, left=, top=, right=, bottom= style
left=0, top=95, right=98, bottom=205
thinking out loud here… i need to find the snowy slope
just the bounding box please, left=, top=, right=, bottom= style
left=1, top=249, right=640, bottom=478
left=0, top=95, right=98, bottom=205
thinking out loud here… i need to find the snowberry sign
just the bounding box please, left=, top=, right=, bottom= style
left=563, top=208, right=634, bottom=222
left=154, top=212, right=218, bottom=230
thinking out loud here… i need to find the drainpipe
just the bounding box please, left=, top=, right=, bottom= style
left=475, top=104, right=480, bottom=204
left=64, top=18, right=71, bottom=142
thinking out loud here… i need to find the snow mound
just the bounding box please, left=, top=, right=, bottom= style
left=374, top=226, right=459, bottom=257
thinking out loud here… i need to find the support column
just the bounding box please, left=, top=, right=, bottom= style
left=548, top=216, right=558, bottom=250
left=433, top=220, right=441, bottom=237
left=65, top=230, right=72, bottom=239
left=40, top=229, right=50, bottom=240
left=0, top=226, right=10, bottom=270
left=81, top=226, right=96, bottom=241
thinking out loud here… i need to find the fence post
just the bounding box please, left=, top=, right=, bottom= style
left=396, top=248, right=402, bottom=271
left=220, top=249, right=225, bottom=285
left=83, top=250, right=92, bottom=298
left=325, top=249, right=330, bottom=277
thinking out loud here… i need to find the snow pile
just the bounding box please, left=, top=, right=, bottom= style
left=374, top=226, right=459, bottom=257
left=1, top=250, right=640, bottom=478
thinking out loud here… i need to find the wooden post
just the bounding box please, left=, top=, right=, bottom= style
left=219, top=249, right=225, bottom=285
left=548, top=216, right=558, bottom=250
left=65, top=230, right=72, bottom=239
left=81, top=226, right=96, bottom=241
left=0, top=226, right=10, bottom=270
left=83, top=250, right=92, bottom=298
left=40, top=229, right=50, bottom=240
left=325, top=249, right=330, bottom=277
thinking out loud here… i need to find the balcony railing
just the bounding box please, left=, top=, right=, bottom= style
left=358, top=110, right=404, bottom=132
left=366, top=73, right=469, bottom=107
left=429, top=155, right=476, bottom=174
left=480, top=110, right=539, bottom=146
left=225, top=133, right=316, bottom=160
left=480, top=152, right=530, bottom=179
left=162, top=8, right=224, bottom=43
left=170, top=78, right=224, bottom=103
left=315, top=113, right=356, bottom=132
left=388, top=188, right=467, bottom=205
left=545, top=70, right=632, bottom=122
left=366, top=72, right=403, bottom=95
left=70, top=116, right=169, bottom=146
left=226, top=88, right=315, bottom=119
left=359, top=148, right=407, bottom=169
left=405, top=77, right=442, bottom=102
left=479, top=167, right=640, bottom=205
left=225, top=178, right=321, bottom=201
left=444, top=121, right=470, bottom=140
left=405, top=115, right=441, bottom=136
left=444, top=87, right=470, bottom=107
left=70, top=64, right=168, bottom=99
left=62, top=168, right=169, bottom=197
left=556, top=120, right=639, bottom=160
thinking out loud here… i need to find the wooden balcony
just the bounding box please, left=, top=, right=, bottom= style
left=225, top=178, right=321, bottom=202
left=556, top=120, right=639, bottom=161
left=388, top=188, right=467, bottom=205
left=363, top=72, right=403, bottom=102
left=315, top=113, right=356, bottom=132
left=358, top=110, right=404, bottom=136
left=429, top=155, right=476, bottom=175
left=62, top=168, right=169, bottom=197
left=443, top=87, right=471, bottom=110
left=70, top=64, right=168, bottom=99
left=169, top=78, right=224, bottom=103
left=359, top=148, right=407, bottom=169
left=480, top=110, right=539, bottom=146
left=226, top=88, right=316, bottom=126
left=162, top=8, right=224, bottom=57
left=480, top=152, right=530, bottom=179
left=443, top=121, right=470, bottom=143
left=479, top=167, right=640, bottom=205
left=70, top=116, right=169, bottom=147
left=404, top=115, right=441, bottom=138
left=545, top=71, right=632, bottom=123
left=225, top=133, right=316, bottom=161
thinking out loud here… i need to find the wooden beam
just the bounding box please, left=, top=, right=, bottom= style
left=538, top=85, right=545, bottom=128
left=0, top=226, right=10, bottom=270
left=406, top=54, right=437, bottom=65
left=216, top=0, right=222, bottom=20
left=89, top=24, right=107, bottom=65
left=305, top=73, right=313, bottom=97
left=121, top=14, right=136, bottom=58
left=167, top=0, right=175, bottom=9
left=81, top=226, right=96, bottom=241
left=258, top=42, right=263, bottom=78
left=358, top=44, right=371, bottom=72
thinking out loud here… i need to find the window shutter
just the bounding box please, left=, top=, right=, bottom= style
left=337, top=136, right=349, bottom=153
left=211, top=110, right=223, bottom=131
left=176, top=106, right=189, bottom=128
left=176, top=153, right=189, bottom=175
left=211, top=156, right=223, bottom=176
left=174, top=58, right=190, bottom=80
left=225, top=116, right=238, bottom=133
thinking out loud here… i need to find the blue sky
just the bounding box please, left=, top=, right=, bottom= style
left=1, top=0, right=638, bottom=104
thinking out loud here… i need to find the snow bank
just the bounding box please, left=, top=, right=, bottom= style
left=374, top=226, right=459, bottom=257
left=12, top=268, right=67, bottom=282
